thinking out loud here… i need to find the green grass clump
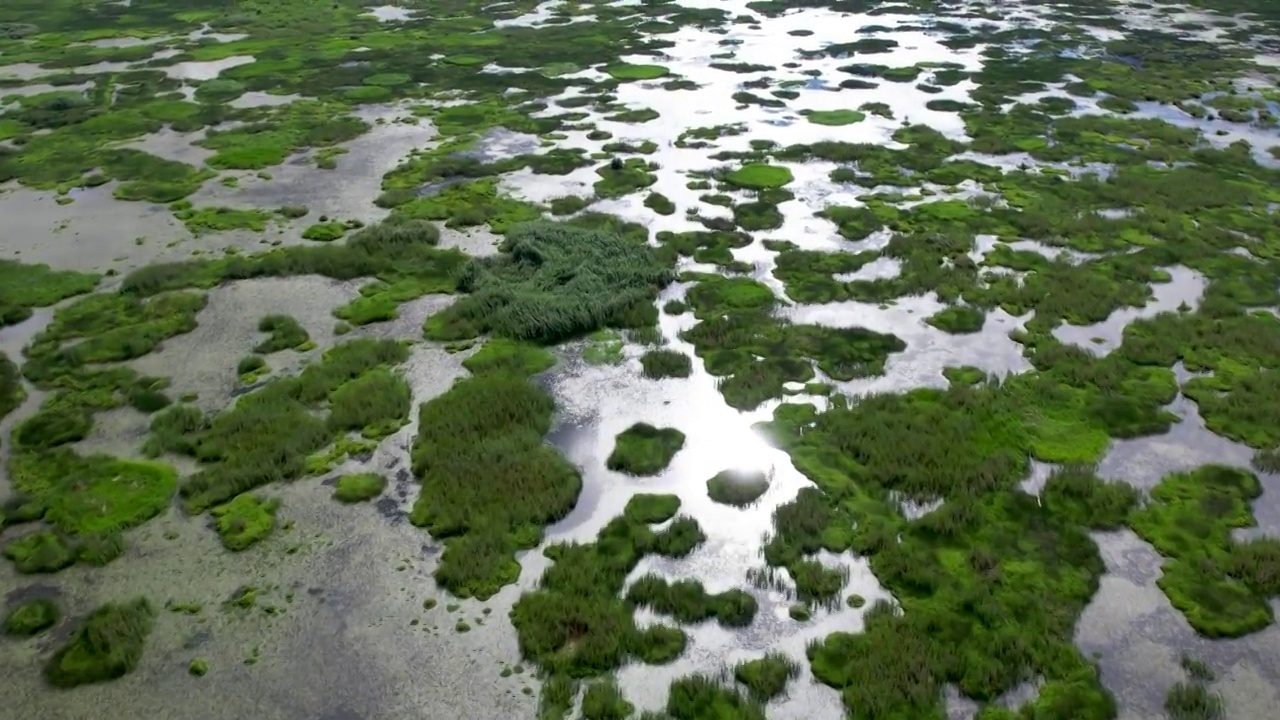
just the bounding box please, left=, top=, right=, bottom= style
left=804, top=110, right=867, bottom=126
left=1129, top=465, right=1279, bottom=637
left=171, top=338, right=411, bottom=511
left=606, top=64, right=670, bottom=81
left=734, top=652, right=801, bottom=701
left=623, top=494, right=682, bottom=525
left=706, top=469, right=770, bottom=507
left=511, top=508, right=703, bottom=677
left=645, top=192, right=676, bottom=215
left=189, top=658, right=209, bottom=677
left=210, top=495, right=280, bottom=552
left=333, top=473, right=388, bottom=503
left=45, top=598, right=155, bottom=688
left=582, top=679, right=634, bottom=720
left=584, top=329, right=626, bottom=366
left=724, top=164, right=793, bottom=190
left=462, top=339, right=556, bottom=377
left=237, top=355, right=268, bottom=382
left=3, top=598, right=59, bottom=636
left=607, top=423, right=685, bottom=476
left=410, top=373, right=581, bottom=599
left=3, top=531, right=76, bottom=574
left=680, top=276, right=905, bottom=409
left=640, top=349, right=692, bottom=379
left=254, top=315, right=311, bottom=354
left=1042, top=465, right=1137, bottom=530
left=0, top=260, right=99, bottom=328
left=1, top=351, right=23, bottom=423
left=925, top=305, right=985, bottom=334
left=626, top=575, right=758, bottom=628
left=1164, top=681, right=1224, bottom=720
left=424, top=221, right=671, bottom=344
left=301, top=222, right=348, bottom=242
left=325, top=367, right=411, bottom=438
left=667, top=675, right=766, bottom=720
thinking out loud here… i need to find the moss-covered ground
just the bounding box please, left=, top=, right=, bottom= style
left=44, top=598, right=154, bottom=688
left=2, top=598, right=59, bottom=636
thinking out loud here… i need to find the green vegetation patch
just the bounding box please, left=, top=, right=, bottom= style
left=1129, top=465, right=1280, bottom=637
left=582, top=679, right=634, bottom=720
left=301, top=222, right=348, bottom=242
left=211, top=494, right=280, bottom=552
left=424, top=221, right=672, bottom=344
left=706, top=469, right=770, bottom=507
left=623, top=493, right=682, bottom=525
left=724, top=163, right=794, bottom=190
left=734, top=652, right=801, bottom=701
left=333, top=473, right=388, bottom=503
left=462, top=339, right=557, bottom=377
left=45, top=598, right=155, bottom=688
left=511, top=496, right=706, bottom=677
left=640, top=349, right=692, bottom=379
left=1, top=351, right=22, bottom=423
left=410, top=372, right=581, bottom=599
left=804, top=110, right=867, bottom=126
left=3, top=598, right=60, bottom=636
left=626, top=575, right=757, bottom=627
left=606, top=64, right=671, bottom=81
left=0, top=260, right=99, bottom=328
left=667, top=675, right=766, bottom=720
left=254, top=315, right=311, bottom=354
left=925, top=305, right=986, bottom=334
left=607, top=423, right=686, bottom=476
left=150, top=338, right=411, bottom=511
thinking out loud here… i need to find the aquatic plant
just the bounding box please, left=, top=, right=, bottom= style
left=640, top=349, right=692, bottom=379
left=607, top=423, right=685, bottom=476
left=211, top=494, right=280, bottom=552
left=254, top=315, right=311, bottom=354
left=734, top=652, right=801, bottom=701
left=706, top=469, right=769, bottom=507
left=582, top=679, right=634, bottom=720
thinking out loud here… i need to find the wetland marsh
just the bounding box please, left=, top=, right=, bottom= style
left=3, top=1, right=1280, bottom=719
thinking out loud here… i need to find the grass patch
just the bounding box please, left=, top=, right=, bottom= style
left=510, top=496, right=705, bottom=677
left=607, top=423, right=685, bottom=476
left=582, top=679, right=634, bottom=720
left=723, top=164, right=793, bottom=190
left=804, top=110, right=867, bottom=126
left=734, top=652, right=801, bottom=701
left=606, top=64, right=670, bottom=81
left=45, top=598, right=155, bottom=688
left=254, top=315, right=311, bottom=353
left=424, top=221, right=671, bottom=344
left=3, top=598, right=59, bottom=636
left=1165, top=681, right=1224, bottom=720
left=626, top=574, right=757, bottom=627
left=410, top=372, right=581, bottom=599
left=1129, top=465, right=1279, bottom=637
left=925, top=306, right=985, bottom=334
left=333, top=473, right=387, bottom=503
left=640, top=349, right=692, bottom=379
left=211, top=494, right=280, bottom=551
left=462, top=339, right=557, bottom=377
left=706, top=469, right=770, bottom=507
